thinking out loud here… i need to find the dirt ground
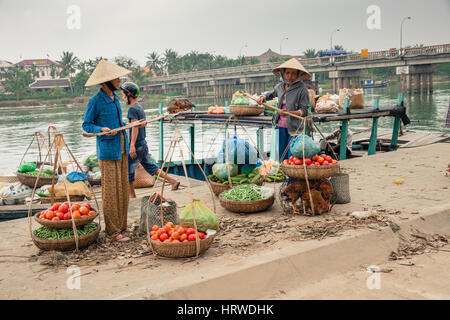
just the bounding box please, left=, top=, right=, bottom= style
left=0, top=142, right=449, bottom=299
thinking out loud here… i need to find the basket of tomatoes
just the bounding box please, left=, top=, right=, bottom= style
left=34, top=202, right=98, bottom=229
left=281, top=154, right=339, bottom=180
left=148, top=222, right=216, bottom=258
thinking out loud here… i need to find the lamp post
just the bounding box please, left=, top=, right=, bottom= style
left=330, top=28, right=341, bottom=51
left=239, top=44, right=248, bottom=66
left=280, top=37, right=288, bottom=55
left=400, top=16, right=411, bottom=54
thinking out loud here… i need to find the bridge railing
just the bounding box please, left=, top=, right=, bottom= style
left=145, top=43, right=450, bottom=85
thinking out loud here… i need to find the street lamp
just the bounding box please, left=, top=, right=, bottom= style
left=239, top=44, right=248, bottom=65
left=280, top=37, right=288, bottom=55
left=400, top=16, right=411, bottom=53
left=330, top=28, right=341, bottom=51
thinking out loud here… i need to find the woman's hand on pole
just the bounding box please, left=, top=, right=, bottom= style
left=256, top=96, right=266, bottom=105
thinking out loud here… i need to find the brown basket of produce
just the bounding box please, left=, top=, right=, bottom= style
left=150, top=233, right=215, bottom=258
left=281, top=163, right=340, bottom=180
left=229, top=105, right=264, bottom=116
left=34, top=208, right=98, bottom=229
left=32, top=223, right=101, bottom=251
left=39, top=195, right=85, bottom=204
left=219, top=195, right=274, bottom=213
left=17, top=172, right=55, bottom=188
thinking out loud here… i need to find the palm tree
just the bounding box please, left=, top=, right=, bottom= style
left=303, top=48, right=318, bottom=58
left=162, top=49, right=179, bottom=75
left=333, top=45, right=345, bottom=51
left=59, top=51, right=79, bottom=94
left=145, top=52, right=162, bottom=76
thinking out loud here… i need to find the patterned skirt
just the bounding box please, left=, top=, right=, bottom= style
left=98, top=133, right=130, bottom=236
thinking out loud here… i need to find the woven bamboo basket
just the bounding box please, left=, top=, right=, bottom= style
left=229, top=105, right=264, bottom=116
left=17, top=172, right=56, bottom=188
left=39, top=195, right=85, bottom=204
left=150, top=234, right=215, bottom=258
left=280, top=163, right=340, bottom=180
left=209, top=179, right=264, bottom=196
left=219, top=194, right=274, bottom=213
left=32, top=223, right=101, bottom=251
left=34, top=210, right=98, bottom=228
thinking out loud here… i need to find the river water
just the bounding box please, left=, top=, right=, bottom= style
left=1, top=82, right=449, bottom=176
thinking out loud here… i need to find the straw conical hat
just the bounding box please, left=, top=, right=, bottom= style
left=273, top=58, right=311, bottom=80
left=85, top=60, right=132, bottom=86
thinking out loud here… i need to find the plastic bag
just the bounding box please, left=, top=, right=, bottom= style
left=17, top=162, right=36, bottom=173
left=217, top=135, right=258, bottom=165
left=290, top=134, right=321, bottom=159
left=0, top=182, right=33, bottom=205
left=315, top=100, right=339, bottom=113
left=260, top=186, right=274, bottom=199
left=66, top=171, right=87, bottom=183
left=212, top=163, right=238, bottom=179
left=179, top=199, right=219, bottom=232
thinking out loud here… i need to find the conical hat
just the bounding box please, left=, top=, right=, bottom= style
left=85, top=60, right=132, bottom=86
left=272, top=58, right=311, bottom=80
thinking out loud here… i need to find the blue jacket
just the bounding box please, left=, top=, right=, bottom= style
left=82, top=89, right=129, bottom=160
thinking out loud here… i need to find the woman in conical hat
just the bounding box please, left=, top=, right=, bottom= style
left=257, top=58, right=311, bottom=161
left=82, top=60, right=141, bottom=242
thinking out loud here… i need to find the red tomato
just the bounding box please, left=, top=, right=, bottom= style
left=151, top=234, right=158, bottom=241
left=198, top=232, right=205, bottom=239
left=71, top=203, right=81, bottom=212
left=332, top=159, right=338, bottom=165
left=163, top=239, right=171, bottom=243
left=167, top=230, right=174, bottom=237
left=317, top=157, right=324, bottom=164
left=150, top=231, right=157, bottom=236
left=171, top=231, right=180, bottom=240
left=163, top=225, right=171, bottom=233
left=166, top=222, right=174, bottom=228
left=79, top=206, right=89, bottom=215
left=312, top=155, right=318, bottom=161
left=294, top=159, right=302, bottom=165
left=82, top=203, right=91, bottom=210
left=73, top=212, right=81, bottom=219
left=177, top=227, right=185, bottom=235
left=304, top=159, right=312, bottom=166
left=45, top=211, right=55, bottom=220
left=58, top=204, right=69, bottom=213
left=151, top=225, right=159, bottom=232
left=56, top=212, right=64, bottom=219
left=180, top=234, right=187, bottom=241
left=157, top=229, right=165, bottom=236
left=188, top=234, right=197, bottom=241
left=172, top=239, right=180, bottom=243
left=183, top=240, right=189, bottom=242
left=51, top=203, right=61, bottom=211
left=289, top=156, right=294, bottom=161
left=323, top=160, right=330, bottom=166
left=64, top=212, right=72, bottom=220
left=52, top=217, right=60, bottom=221
left=326, top=156, right=332, bottom=162
left=314, top=162, right=321, bottom=166
left=186, top=228, right=195, bottom=236
left=88, top=210, right=96, bottom=216
left=159, top=233, right=168, bottom=241
left=282, top=160, right=289, bottom=165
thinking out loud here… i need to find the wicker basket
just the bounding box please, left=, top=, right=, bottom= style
left=39, top=195, right=85, bottom=204
left=34, top=210, right=98, bottom=229
left=88, top=178, right=101, bottom=186
left=17, top=172, right=56, bottom=188
left=229, top=105, right=264, bottom=116
left=209, top=179, right=264, bottom=197
left=32, top=223, right=101, bottom=251
left=219, top=195, right=274, bottom=213
left=150, top=234, right=215, bottom=258
left=280, top=163, right=340, bottom=180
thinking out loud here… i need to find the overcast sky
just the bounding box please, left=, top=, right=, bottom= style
left=1, top=0, right=449, bottom=64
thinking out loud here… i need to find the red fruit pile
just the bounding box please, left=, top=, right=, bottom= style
left=150, top=222, right=207, bottom=243
left=37, top=202, right=96, bottom=221
left=282, top=155, right=338, bottom=167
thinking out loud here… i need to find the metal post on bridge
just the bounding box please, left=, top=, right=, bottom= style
left=368, top=97, right=380, bottom=155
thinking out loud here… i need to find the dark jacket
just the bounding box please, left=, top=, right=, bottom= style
left=82, top=89, right=129, bottom=160
left=264, top=80, right=310, bottom=136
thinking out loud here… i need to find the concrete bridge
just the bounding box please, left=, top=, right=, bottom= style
left=143, top=44, right=450, bottom=98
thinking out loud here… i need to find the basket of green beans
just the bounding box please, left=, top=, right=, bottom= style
left=17, top=169, right=58, bottom=188
left=219, top=184, right=274, bottom=214
left=32, top=222, right=100, bottom=251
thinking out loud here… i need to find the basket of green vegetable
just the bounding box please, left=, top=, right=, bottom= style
left=17, top=169, right=58, bottom=188
left=32, top=222, right=100, bottom=251
left=208, top=173, right=264, bottom=196
left=219, top=184, right=274, bottom=213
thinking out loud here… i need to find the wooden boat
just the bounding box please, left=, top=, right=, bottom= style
left=361, top=79, right=390, bottom=88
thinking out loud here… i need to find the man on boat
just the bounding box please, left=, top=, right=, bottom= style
left=119, top=82, right=180, bottom=198
left=82, top=60, right=133, bottom=242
